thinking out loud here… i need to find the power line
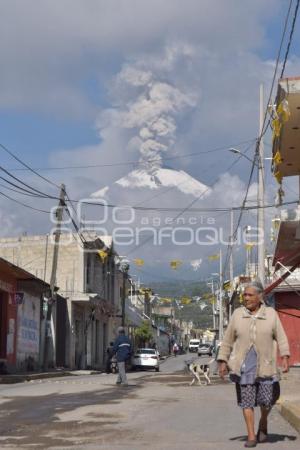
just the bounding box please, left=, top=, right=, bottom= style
left=222, top=0, right=299, bottom=279
left=0, top=167, right=298, bottom=213
left=0, top=190, right=51, bottom=213
left=0, top=180, right=44, bottom=198
left=6, top=138, right=257, bottom=172
left=280, top=0, right=300, bottom=79
left=223, top=152, right=258, bottom=277
left=0, top=142, right=60, bottom=189
left=0, top=164, right=57, bottom=199
left=0, top=175, right=49, bottom=198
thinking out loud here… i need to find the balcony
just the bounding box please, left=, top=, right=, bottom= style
left=272, top=77, right=300, bottom=179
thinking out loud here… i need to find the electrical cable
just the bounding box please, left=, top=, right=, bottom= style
left=6, top=138, right=257, bottom=172
left=222, top=0, right=298, bottom=279
left=280, top=0, right=300, bottom=79
left=0, top=142, right=60, bottom=189
left=121, top=146, right=257, bottom=258
left=260, top=0, right=294, bottom=138
left=0, top=190, right=51, bottom=213
left=0, top=164, right=57, bottom=199
left=222, top=151, right=258, bottom=278
left=0, top=175, right=49, bottom=198
left=0, top=181, right=45, bottom=198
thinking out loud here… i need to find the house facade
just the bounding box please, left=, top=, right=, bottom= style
left=0, top=233, right=123, bottom=370
left=0, top=257, right=67, bottom=373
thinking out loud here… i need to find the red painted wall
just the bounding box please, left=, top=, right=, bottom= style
left=0, top=273, right=17, bottom=368
left=275, top=292, right=300, bottom=366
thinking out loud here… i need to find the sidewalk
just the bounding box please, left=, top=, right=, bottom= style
left=277, top=367, right=300, bottom=433
left=0, top=369, right=101, bottom=384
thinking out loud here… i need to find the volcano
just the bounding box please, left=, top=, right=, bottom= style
left=91, top=167, right=211, bottom=204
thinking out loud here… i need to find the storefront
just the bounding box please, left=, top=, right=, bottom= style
left=0, top=268, right=18, bottom=372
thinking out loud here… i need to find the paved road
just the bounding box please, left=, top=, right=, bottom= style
left=0, top=355, right=298, bottom=449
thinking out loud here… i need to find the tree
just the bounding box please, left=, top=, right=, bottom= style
left=134, top=321, right=153, bottom=347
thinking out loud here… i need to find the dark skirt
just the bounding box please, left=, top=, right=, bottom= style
left=235, top=381, right=280, bottom=409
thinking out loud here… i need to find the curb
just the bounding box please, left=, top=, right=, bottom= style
left=0, top=371, right=73, bottom=384
left=0, top=370, right=102, bottom=384
left=278, top=400, right=300, bottom=433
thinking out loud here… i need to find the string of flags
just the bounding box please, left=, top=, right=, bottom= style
left=271, top=99, right=290, bottom=203
left=97, top=253, right=222, bottom=271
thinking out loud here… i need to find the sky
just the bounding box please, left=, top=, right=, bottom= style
left=1, top=0, right=300, bottom=282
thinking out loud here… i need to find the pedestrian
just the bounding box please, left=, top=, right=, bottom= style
left=217, top=281, right=290, bottom=448
left=105, top=341, right=114, bottom=374
left=113, top=326, right=132, bottom=386
left=173, top=342, right=179, bottom=357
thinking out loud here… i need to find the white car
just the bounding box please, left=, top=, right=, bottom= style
left=189, top=339, right=200, bottom=353
left=132, top=348, right=160, bottom=372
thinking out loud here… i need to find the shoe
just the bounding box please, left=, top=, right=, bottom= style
left=115, top=381, right=121, bottom=385
left=257, top=427, right=268, bottom=443
left=244, top=440, right=257, bottom=448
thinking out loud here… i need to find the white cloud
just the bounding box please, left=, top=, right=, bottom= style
left=2, top=0, right=300, bottom=280
left=0, top=0, right=283, bottom=115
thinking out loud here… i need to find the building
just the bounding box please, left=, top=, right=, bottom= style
left=0, top=257, right=67, bottom=373
left=0, top=233, right=123, bottom=370
left=268, top=207, right=300, bottom=366
left=267, top=76, right=300, bottom=365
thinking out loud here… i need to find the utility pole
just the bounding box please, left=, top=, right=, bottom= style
left=121, top=271, right=126, bottom=327
left=43, top=184, right=66, bottom=369
left=258, top=84, right=265, bottom=285
left=144, top=288, right=151, bottom=319
left=219, top=248, right=224, bottom=340
left=120, top=262, right=129, bottom=327
left=229, top=209, right=234, bottom=319
left=207, top=279, right=216, bottom=329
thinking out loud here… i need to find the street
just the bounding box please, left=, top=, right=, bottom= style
left=0, top=355, right=298, bottom=450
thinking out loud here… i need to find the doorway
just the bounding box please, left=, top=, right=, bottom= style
left=0, top=290, right=8, bottom=359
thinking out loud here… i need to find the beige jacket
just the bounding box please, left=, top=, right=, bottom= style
left=218, top=304, right=290, bottom=378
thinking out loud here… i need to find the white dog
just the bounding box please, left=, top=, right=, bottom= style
left=187, top=358, right=214, bottom=386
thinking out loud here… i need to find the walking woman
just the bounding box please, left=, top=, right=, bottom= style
left=217, top=281, right=290, bottom=448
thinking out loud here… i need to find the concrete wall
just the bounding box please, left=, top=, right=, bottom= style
left=0, top=234, right=124, bottom=370
left=0, top=235, right=84, bottom=297
left=275, top=291, right=300, bottom=366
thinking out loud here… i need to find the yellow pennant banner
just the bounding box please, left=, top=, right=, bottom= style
left=208, top=254, right=219, bottom=261
left=245, top=242, right=256, bottom=251
left=170, top=260, right=182, bottom=270
left=160, top=297, right=172, bottom=303
left=133, top=258, right=144, bottom=266
left=277, top=99, right=290, bottom=123
left=273, top=150, right=283, bottom=166
left=274, top=170, right=283, bottom=185
left=181, top=297, right=191, bottom=305
left=272, top=117, right=281, bottom=138
left=98, top=250, right=108, bottom=262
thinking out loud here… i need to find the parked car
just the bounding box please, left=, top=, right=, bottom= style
left=197, top=343, right=213, bottom=357
left=132, top=348, right=160, bottom=372
left=188, top=339, right=200, bottom=353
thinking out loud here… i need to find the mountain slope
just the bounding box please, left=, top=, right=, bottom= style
left=92, top=167, right=211, bottom=200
